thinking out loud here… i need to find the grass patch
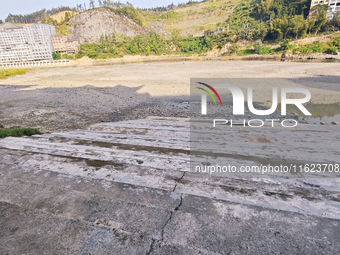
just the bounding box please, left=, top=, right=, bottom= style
left=0, top=127, right=41, bottom=138
left=0, top=69, right=32, bottom=79
left=258, top=47, right=271, bottom=54
left=236, top=49, right=255, bottom=56
left=293, top=41, right=335, bottom=55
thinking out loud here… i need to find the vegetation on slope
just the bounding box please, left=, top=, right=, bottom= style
left=41, top=11, right=77, bottom=35
left=101, top=2, right=144, bottom=26
left=54, top=33, right=339, bottom=60
left=212, top=0, right=340, bottom=46
left=229, top=35, right=340, bottom=56
left=141, top=0, right=239, bottom=34
left=72, top=31, right=214, bottom=59
left=5, top=6, right=73, bottom=23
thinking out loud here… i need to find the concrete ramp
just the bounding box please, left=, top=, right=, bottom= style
left=0, top=117, right=339, bottom=254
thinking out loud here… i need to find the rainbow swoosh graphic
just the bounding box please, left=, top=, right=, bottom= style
left=196, top=82, right=223, bottom=106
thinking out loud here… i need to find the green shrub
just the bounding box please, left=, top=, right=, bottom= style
left=237, top=49, right=255, bottom=56
left=62, top=54, right=74, bottom=60
left=52, top=52, right=61, bottom=60
left=229, top=44, right=239, bottom=54
left=259, top=47, right=271, bottom=54
left=75, top=50, right=84, bottom=59
left=254, top=41, right=263, bottom=54
left=332, top=36, right=340, bottom=48
left=0, top=128, right=41, bottom=138
left=87, top=50, right=98, bottom=58
left=326, top=46, right=338, bottom=54
left=109, top=46, right=119, bottom=55
left=281, top=39, right=292, bottom=51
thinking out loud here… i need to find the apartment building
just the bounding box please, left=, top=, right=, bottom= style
left=310, top=0, right=330, bottom=8
left=310, top=0, right=340, bottom=18
left=328, top=0, right=340, bottom=13
left=51, top=34, right=67, bottom=53
left=51, top=34, right=79, bottom=55
left=0, top=23, right=33, bottom=62
left=65, top=40, right=79, bottom=55
left=24, top=24, right=56, bottom=61
left=0, top=23, right=56, bottom=63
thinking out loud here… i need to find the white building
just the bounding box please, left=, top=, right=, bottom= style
left=0, top=23, right=33, bottom=62
left=310, top=0, right=340, bottom=19
left=0, top=23, right=56, bottom=63
left=24, top=24, right=56, bottom=61
left=328, top=0, right=340, bottom=18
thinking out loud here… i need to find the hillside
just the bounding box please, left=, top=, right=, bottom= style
left=8, top=0, right=340, bottom=59
left=67, top=9, right=149, bottom=44
left=54, top=0, right=240, bottom=42
left=142, top=0, right=240, bottom=36
left=49, top=11, right=78, bottom=23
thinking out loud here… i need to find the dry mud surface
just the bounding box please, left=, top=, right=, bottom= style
left=1, top=60, right=340, bottom=132
left=0, top=61, right=340, bottom=254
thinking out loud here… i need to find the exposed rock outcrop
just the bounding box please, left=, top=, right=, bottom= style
left=67, top=9, right=149, bottom=43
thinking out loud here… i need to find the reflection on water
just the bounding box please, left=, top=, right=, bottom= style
left=286, top=104, right=340, bottom=125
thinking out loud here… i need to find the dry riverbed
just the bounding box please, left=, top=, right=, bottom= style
left=1, top=60, right=340, bottom=132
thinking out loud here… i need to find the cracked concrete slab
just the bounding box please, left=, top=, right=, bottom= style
left=0, top=116, right=339, bottom=254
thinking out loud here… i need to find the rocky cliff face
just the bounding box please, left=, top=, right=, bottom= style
left=67, top=9, right=149, bottom=43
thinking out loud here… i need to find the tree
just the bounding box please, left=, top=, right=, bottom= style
left=310, top=4, right=330, bottom=35
left=87, top=49, right=98, bottom=58
left=0, top=19, right=3, bottom=24
left=89, top=0, right=95, bottom=9
left=269, top=17, right=289, bottom=40
left=76, top=4, right=82, bottom=12
left=330, top=12, right=340, bottom=31
left=98, top=0, right=102, bottom=7
left=256, top=0, right=274, bottom=21
left=52, top=52, right=61, bottom=60
left=307, top=18, right=316, bottom=34
left=289, top=15, right=307, bottom=39
left=5, top=7, right=71, bottom=23
left=64, top=12, right=70, bottom=22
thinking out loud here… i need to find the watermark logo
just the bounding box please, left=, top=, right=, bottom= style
left=197, top=82, right=312, bottom=128
left=198, top=83, right=311, bottom=116
left=197, top=82, right=223, bottom=107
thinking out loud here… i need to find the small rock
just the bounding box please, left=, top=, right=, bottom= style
left=320, top=122, right=326, bottom=125
left=332, top=121, right=339, bottom=125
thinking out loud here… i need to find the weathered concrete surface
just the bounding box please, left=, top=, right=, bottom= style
left=0, top=117, right=339, bottom=254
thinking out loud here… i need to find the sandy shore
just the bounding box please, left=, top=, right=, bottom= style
left=0, top=60, right=339, bottom=131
